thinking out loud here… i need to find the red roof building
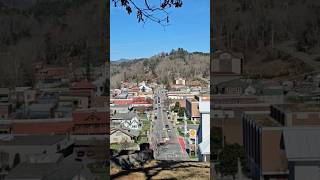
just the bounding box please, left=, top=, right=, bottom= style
left=71, top=80, right=96, bottom=91
left=110, top=99, right=133, bottom=105
left=39, top=67, right=68, bottom=78
left=72, top=110, right=109, bottom=135
left=130, top=86, right=140, bottom=92
left=11, top=121, right=73, bottom=135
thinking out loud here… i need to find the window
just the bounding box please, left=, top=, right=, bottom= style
left=236, top=87, right=241, bottom=93
left=77, top=151, right=85, bottom=157
left=57, top=144, right=61, bottom=151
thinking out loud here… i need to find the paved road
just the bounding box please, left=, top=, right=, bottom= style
left=150, top=88, right=188, bottom=161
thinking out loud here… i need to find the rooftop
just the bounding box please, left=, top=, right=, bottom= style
left=5, top=155, right=92, bottom=180
left=0, top=135, right=66, bottom=146
left=274, top=104, right=320, bottom=112
left=283, top=127, right=320, bottom=160
left=112, top=112, right=138, bottom=120
left=245, top=113, right=282, bottom=127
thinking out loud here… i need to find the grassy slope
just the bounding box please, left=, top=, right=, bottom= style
left=110, top=160, right=210, bottom=180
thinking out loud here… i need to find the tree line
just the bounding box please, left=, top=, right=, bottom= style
left=0, top=0, right=104, bottom=88
left=214, top=0, right=320, bottom=52
left=110, top=48, right=210, bottom=89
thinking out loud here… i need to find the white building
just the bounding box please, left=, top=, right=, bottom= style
left=175, top=78, right=186, bottom=86
left=121, top=116, right=141, bottom=130
left=139, top=81, right=152, bottom=93
left=111, top=112, right=142, bottom=131
left=197, top=101, right=210, bottom=162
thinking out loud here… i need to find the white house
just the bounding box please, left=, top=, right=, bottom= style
left=139, top=81, right=152, bottom=93
left=197, top=101, right=210, bottom=162
left=111, top=112, right=142, bottom=131
left=120, top=116, right=141, bottom=130
left=175, top=78, right=186, bottom=86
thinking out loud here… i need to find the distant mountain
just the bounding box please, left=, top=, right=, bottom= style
left=111, top=59, right=132, bottom=64
left=110, top=48, right=210, bottom=89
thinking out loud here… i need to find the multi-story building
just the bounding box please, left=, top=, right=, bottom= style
left=186, top=98, right=200, bottom=121
left=72, top=109, right=108, bottom=135
left=243, top=112, right=287, bottom=180
left=175, top=78, right=186, bottom=86
left=243, top=104, right=320, bottom=180
left=270, top=104, right=320, bottom=126
left=212, top=51, right=243, bottom=75
left=197, top=101, right=210, bottom=162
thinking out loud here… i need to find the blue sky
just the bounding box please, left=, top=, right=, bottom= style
left=110, top=1, right=210, bottom=61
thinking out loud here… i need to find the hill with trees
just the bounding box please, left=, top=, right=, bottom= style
left=214, top=0, right=320, bottom=51
left=110, top=48, right=210, bottom=89
left=214, top=0, right=320, bottom=79
left=0, top=0, right=105, bottom=87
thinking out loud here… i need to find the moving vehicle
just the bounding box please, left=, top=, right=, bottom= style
left=165, top=124, right=169, bottom=129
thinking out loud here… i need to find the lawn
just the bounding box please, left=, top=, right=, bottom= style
left=110, top=143, right=121, bottom=150
left=110, top=160, right=210, bottom=180
left=139, top=113, right=148, bottom=120
left=141, top=120, right=151, bottom=132
left=137, top=136, right=148, bottom=144
left=136, top=120, right=151, bottom=144
left=110, top=142, right=139, bottom=151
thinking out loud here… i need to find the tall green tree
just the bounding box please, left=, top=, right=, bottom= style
left=178, top=107, right=185, bottom=117
left=215, top=144, right=247, bottom=179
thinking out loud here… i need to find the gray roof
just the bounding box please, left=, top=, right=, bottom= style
left=283, top=127, right=320, bottom=161
left=28, top=103, right=55, bottom=111
left=111, top=127, right=140, bottom=137
left=5, top=162, right=57, bottom=179
left=260, top=88, right=283, bottom=96
left=116, top=92, right=128, bottom=99
left=112, top=112, right=138, bottom=120
left=0, top=135, right=66, bottom=146
left=275, top=103, right=320, bottom=112
left=5, top=155, right=94, bottom=180
left=217, top=78, right=248, bottom=88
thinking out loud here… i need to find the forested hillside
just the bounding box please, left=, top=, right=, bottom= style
left=111, top=48, right=210, bottom=89
left=215, top=0, right=320, bottom=51
left=214, top=0, right=320, bottom=79
left=0, top=0, right=105, bottom=87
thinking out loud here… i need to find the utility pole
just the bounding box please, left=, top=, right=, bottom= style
left=183, top=112, right=188, bottom=158
left=184, top=112, right=187, bottom=139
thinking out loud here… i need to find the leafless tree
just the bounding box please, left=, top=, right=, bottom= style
left=111, top=0, right=183, bottom=26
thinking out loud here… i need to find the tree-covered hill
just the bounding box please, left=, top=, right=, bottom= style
left=0, top=0, right=105, bottom=87
left=110, top=48, right=210, bottom=89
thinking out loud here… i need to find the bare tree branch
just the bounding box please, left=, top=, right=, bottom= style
left=112, top=0, right=183, bottom=27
